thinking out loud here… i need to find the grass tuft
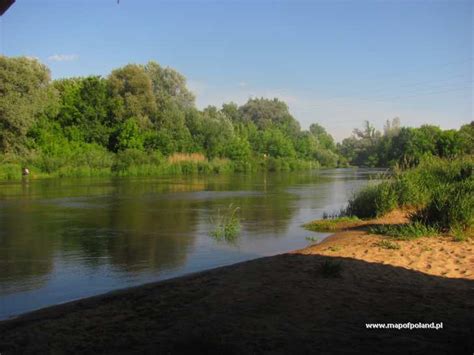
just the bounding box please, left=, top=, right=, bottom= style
left=209, top=204, right=241, bottom=243
left=305, top=236, right=321, bottom=244
left=304, top=216, right=360, bottom=232
left=326, top=245, right=342, bottom=252
left=374, top=240, right=400, bottom=250
left=368, top=222, right=438, bottom=240
left=450, top=225, right=472, bottom=242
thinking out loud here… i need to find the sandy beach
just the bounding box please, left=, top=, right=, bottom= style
left=300, top=210, right=474, bottom=280
left=0, top=212, right=473, bottom=354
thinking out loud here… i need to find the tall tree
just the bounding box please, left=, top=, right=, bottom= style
left=238, top=98, right=300, bottom=137
left=0, top=56, right=57, bottom=153
left=108, top=64, right=156, bottom=127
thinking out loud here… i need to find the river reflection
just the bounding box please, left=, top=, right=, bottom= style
left=0, top=169, right=380, bottom=318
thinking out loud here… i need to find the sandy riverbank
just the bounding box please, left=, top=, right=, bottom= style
left=0, top=213, right=473, bottom=354
left=300, top=210, right=474, bottom=280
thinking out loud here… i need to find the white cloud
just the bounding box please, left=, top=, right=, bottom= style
left=48, top=54, right=79, bottom=62
left=238, top=81, right=248, bottom=88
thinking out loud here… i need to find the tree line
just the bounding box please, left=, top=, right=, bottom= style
left=338, top=118, right=473, bottom=168
left=0, top=56, right=472, bottom=178
left=0, top=56, right=341, bottom=177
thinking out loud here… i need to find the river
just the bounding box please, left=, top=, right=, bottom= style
left=0, top=168, right=381, bottom=319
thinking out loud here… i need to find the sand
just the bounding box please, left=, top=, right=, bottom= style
left=299, top=210, right=474, bottom=280
left=0, top=211, right=473, bottom=354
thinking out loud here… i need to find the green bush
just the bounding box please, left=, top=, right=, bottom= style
left=392, top=174, right=429, bottom=208
left=345, top=156, right=473, bottom=234
left=412, top=179, right=474, bottom=231
left=345, top=181, right=397, bottom=218
left=368, top=222, right=439, bottom=240
left=0, top=163, right=22, bottom=180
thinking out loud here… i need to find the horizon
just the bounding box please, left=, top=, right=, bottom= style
left=1, top=0, right=472, bottom=140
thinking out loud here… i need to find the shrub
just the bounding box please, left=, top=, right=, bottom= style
left=168, top=152, right=207, bottom=163
left=345, top=182, right=397, bottom=218
left=111, top=149, right=163, bottom=175
left=412, top=179, right=474, bottom=231
left=0, top=162, right=22, bottom=180
left=368, top=222, right=438, bottom=240
left=392, top=173, right=429, bottom=208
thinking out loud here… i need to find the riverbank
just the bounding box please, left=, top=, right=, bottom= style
left=0, top=153, right=320, bottom=181
left=0, top=213, right=472, bottom=354
left=301, top=210, right=474, bottom=279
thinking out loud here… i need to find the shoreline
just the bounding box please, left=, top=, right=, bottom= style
left=1, top=215, right=473, bottom=354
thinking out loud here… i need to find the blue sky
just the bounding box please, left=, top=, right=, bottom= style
left=1, top=0, right=472, bottom=140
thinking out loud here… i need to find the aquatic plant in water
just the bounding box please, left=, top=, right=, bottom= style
left=209, top=204, right=241, bottom=243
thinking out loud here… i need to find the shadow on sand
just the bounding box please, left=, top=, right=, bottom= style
left=0, top=253, right=473, bottom=354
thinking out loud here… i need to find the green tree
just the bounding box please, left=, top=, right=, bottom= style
left=457, top=122, right=474, bottom=155
left=0, top=56, right=58, bottom=152
left=143, top=61, right=195, bottom=113
left=261, top=128, right=296, bottom=158
left=54, top=76, right=112, bottom=146
left=108, top=64, right=156, bottom=126
left=110, top=118, right=144, bottom=151
left=239, top=98, right=300, bottom=137
left=309, top=123, right=336, bottom=151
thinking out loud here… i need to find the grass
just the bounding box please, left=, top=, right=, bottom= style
left=305, top=236, right=321, bottom=244
left=209, top=204, right=241, bottom=243
left=411, top=179, right=473, bottom=231
left=167, top=152, right=207, bottom=163
left=326, top=245, right=342, bottom=252
left=0, top=150, right=320, bottom=181
left=450, top=225, right=472, bottom=242
left=304, top=216, right=360, bottom=232
left=319, top=260, right=342, bottom=278
left=374, top=240, right=401, bottom=250
left=368, top=222, right=438, bottom=240
left=345, top=181, right=398, bottom=219
left=340, top=156, right=473, bottom=236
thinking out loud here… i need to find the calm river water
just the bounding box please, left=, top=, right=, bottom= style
left=0, top=169, right=380, bottom=319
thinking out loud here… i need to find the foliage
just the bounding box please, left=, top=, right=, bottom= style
left=0, top=56, right=58, bottom=153
left=2, top=56, right=472, bottom=181
left=209, top=205, right=241, bottom=243
left=338, top=119, right=473, bottom=168
left=450, top=225, right=471, bottom=242
left=304, top=216, right=360, bottom=232
left=344, top=156, right=473, bottom=235
left=305, top=236, right=321, bottom=244
left=411, top=179, right=473, bottom=231
left=0, top=56, right=345, bottom=179
left=374, top=240, right=400, bottom=250
left=345, top=181, right=397, bottom=218
left=368, top=222, right=438, bottom=240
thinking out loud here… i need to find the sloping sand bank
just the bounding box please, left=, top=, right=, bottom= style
left=1, top=215, right=473, bottom=354
left=300, top=210, right=474, bottom=280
